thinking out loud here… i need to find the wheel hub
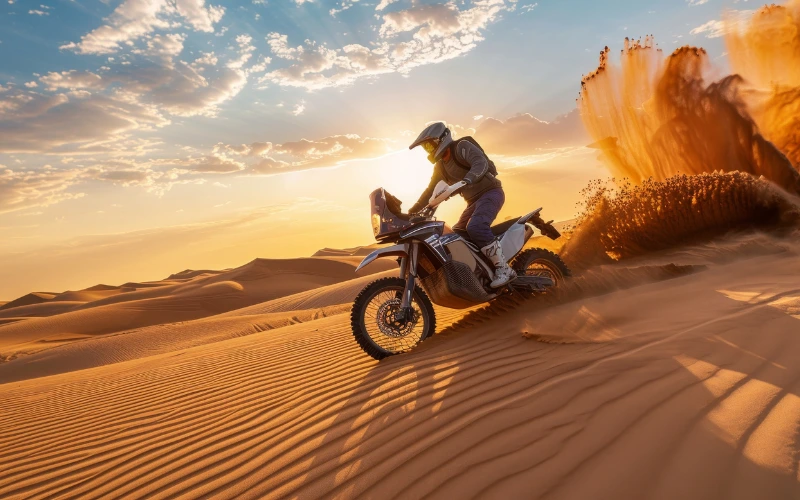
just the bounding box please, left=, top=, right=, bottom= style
left=376, top=298, right=418, bottom=338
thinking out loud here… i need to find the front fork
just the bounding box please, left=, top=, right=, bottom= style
left=396, top=241, right=419, bottom=322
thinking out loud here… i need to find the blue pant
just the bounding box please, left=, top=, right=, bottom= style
left=453, top=188, right=505, bottom=248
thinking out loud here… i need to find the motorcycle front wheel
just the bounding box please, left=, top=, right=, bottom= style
left=350, top=277, right=436, bottom=360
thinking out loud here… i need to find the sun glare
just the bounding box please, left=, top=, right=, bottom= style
left=370, top=149, right=434, bottom=204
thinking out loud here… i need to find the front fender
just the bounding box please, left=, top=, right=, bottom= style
left=355, top=244, right=408, bottom=272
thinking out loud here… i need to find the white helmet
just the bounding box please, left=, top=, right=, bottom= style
left=409, top=122, right=453, bottom=164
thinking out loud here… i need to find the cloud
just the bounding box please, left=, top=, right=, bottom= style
left=248, top=142, right=273, bottom=156
left=0, top=88, right=168, bottom=154
left=261, top=34, right=348, bottom=89
left=40, top=70, right=105, bottom=91
left=92, top=168, right=150, bottom=183
left=136, top=33, right=187, bottom=59
left=0, top=125, right=389, bottom=214
left=292, top=100, right=306, bottom=116
left=77, top=156, right=223, bottom=196
left=379, top=3, right=461, bottom=38
left=276, top=134, right=392, bottom=160
left=77, top=157, right=217, bottom=196
left=162, top=153, right=246, bottom=173
left=29, top=9, right=49, bottom=16
left=0, top=138, right=264, bottom=212
left=217, top=133, right=396, bottom=175
left=687, top=0, right=709, bottom=5
left=43, top=31, right=255, bottom=119
left=329, top=0, right=360, bottom=16
left=472, top=108, right=589, bottom=155
left=192, top=51, right=219, bottom=67
left=690, top=20, right=726, bottom=38
left=114, top=62, right=248, bottom=117
left=251, top=156, right=290, bottom=173
left=7, top=17, right=262, bottom=157
left=375, top=0, right=398, bottom=11
left=60, top=0, right=224, bottom=55
left=10, top=4, right=248, bottom=158
left=261, top=0, right=513, bottom=90
left=265, top=134, right=395, bottom=172
left=690, top=10, right=754, bottom=38
left=215, top=141, right=274, bottom=158
left=0, top=166, right=86, bottom=214
left=249, top=55, right=271, bottom=73
left=214, top=141, right=273, bottom=157
left=227, top=34, right=255, bottom=69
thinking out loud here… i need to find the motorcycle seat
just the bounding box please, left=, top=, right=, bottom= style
left=489, top=218, right=519, bottom=236
left=453, top=217, right=521, bottom=242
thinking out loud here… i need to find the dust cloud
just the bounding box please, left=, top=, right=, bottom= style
left=565, top=3, right=800, bottom=267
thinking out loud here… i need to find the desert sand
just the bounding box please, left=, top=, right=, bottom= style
left=1, top=230, right=799, bottom=499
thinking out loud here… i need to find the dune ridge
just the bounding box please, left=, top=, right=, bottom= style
left=0, top=292, right=58, bottom=312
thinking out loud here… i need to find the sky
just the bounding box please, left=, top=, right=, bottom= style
left=0, top=0, right=750, bottom=299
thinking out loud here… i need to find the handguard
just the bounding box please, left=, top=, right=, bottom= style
left=426, top=180, right=467, bottom=209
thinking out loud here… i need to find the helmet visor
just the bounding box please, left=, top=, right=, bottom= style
left=421, top=140, right=438, bottom=155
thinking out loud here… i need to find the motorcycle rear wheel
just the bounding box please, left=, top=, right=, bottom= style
left=511, top=248, right=571, bottom=286
left=351, top=277, right=436, bottom=360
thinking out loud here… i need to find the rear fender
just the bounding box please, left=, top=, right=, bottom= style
left=519, top=208, right=561, bottom=240
left=500, top=223, right=527, bottom=260
left=517, top=208, right=542, bottom=224
left=355, top=244, right=408, bottom=272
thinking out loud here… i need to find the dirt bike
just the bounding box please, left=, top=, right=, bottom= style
left=350, top=180, right=571, bottom=359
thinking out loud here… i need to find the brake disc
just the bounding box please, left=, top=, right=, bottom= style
left=376, top=298, right=418, bottom=338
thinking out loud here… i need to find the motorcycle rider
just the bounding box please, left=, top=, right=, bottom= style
left=408, top=122, right=516, bottom=288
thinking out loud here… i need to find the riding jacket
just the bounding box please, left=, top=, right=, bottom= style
left=410, top=140, right=502, bottom=212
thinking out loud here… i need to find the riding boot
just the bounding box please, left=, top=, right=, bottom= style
left=480, top=239, right=517, bottom=288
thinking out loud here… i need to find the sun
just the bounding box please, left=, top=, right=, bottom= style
left=373, top=149, right=435, bottom=205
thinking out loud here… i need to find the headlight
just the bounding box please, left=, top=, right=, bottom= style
left=372, top=213, right=381, bottom=236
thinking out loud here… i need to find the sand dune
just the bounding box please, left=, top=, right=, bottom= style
left=0, top=301, right=83, bottom=321
left=1, top=232, right=799, bottom=498
left=0, top=256, right=393, bottom=361
left=223, top=269, right=397, bottom=316
left=0, top=270, right=398, bottom=383
left=166, top=269, right=225, bottom=281
left=50, top=285, right=129, bottom=303
left=0, top=292, right=57, bottom=312
left=312, top=243, right=386, bottom=257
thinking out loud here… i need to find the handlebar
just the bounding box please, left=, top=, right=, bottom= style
left=408, top=205, right=436, bottom=222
